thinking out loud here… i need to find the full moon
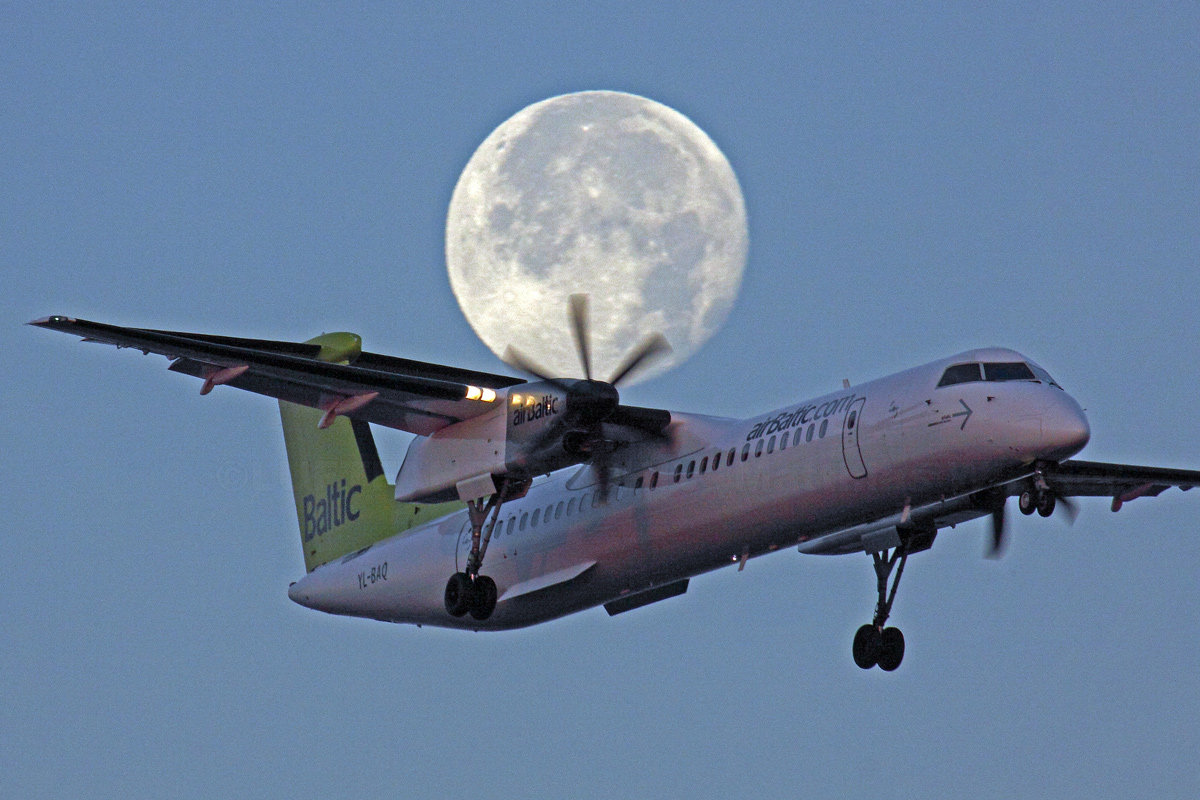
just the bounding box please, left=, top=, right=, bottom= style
left=446, top=91, right=748, bottom=384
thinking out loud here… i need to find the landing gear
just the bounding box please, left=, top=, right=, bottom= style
left=444, top=572, right=498, bottom=620
left=443, top=477, right=527, bottom=622
left=1018, top=472, right=1056, bottom=517
left=852, top=542, right=910, bottom=671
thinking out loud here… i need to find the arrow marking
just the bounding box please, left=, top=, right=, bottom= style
left=928, top=399, right=973, bottom=430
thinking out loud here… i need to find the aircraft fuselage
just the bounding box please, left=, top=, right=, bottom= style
left=288, top=347, right=1090, bottom=629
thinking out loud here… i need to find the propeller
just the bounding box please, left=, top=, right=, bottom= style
left=981, top=478, right=1080, bottom=559
left=504, top=293, right=673, bottom=501
left=988, top=499, right=1007, bottom=558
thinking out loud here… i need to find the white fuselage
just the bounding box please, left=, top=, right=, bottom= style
left=288, top=348, right=1090, bottom=629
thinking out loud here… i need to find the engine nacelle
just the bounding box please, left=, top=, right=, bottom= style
left=394, top=382, right=584, bottom=503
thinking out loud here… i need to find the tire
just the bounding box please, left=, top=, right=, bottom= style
left=1018, top=489, right=1036, bottom=515
left=852, top=624, right=881, bottom=669
left=469, top=575, right=497, bottom=621
left=444, top=572, right=472, bottom=617
left=878, top=627, right=905, bottom=672
left=1036, top=493, right=1056, bottom=517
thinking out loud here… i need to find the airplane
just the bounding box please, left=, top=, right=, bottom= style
left=31, top=298, right=1200, bottom=671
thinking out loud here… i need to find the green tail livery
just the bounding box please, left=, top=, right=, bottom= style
left=278, top=333, right=461, bottom=572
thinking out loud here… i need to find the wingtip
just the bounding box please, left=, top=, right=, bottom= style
left=28, top=315, right=76, bottom=326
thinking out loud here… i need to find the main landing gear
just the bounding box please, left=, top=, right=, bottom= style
left=852, top=542, right=912, bottom=672
left=444, top=477, right=528, bottom=622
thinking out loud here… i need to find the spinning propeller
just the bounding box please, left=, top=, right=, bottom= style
left=504, top=294, right=672, bottom=501
left=983, top=481, right=1079, bottom=558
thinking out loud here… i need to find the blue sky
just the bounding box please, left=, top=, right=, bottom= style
left=4, top=4, right=1198, bottom=798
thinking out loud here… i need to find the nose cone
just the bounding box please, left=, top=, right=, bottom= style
left=1040, top=393, right=1090, bottom=460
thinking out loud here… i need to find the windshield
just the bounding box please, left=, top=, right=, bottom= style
left=938, top=360, right=1062, bottom=389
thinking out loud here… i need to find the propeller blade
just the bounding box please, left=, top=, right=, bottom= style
left=503, top=346, right=571, bottom=392
left=594, top=451, right=612, bottom=505
left=607, top=332, right=672, bottom=387
left=1056, top=494, right=1080, bottom=525
left=987, top=500, right=1007, bottom=559
left=568, top=293, right=593, bottom=381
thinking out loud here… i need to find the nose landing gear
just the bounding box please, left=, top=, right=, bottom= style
left=1018, top=484, right=1056, bottom=517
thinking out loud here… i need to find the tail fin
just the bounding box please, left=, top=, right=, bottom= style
left=279, top=333, right=461, bottom=572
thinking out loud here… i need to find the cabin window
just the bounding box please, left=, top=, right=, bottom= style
left=634, top=476, right=644, bottom=490
left=687, top=460, right=695, bottom=479
left=779, top=433, right=788, bottom=451
left=984, top=362, right=1037, bottom=382
left=699, top=456, right=708, bottom=474
left=806, top=424, right=814, bottom=443
left=567, top=498, right=576, bottom=516
left=531, top=508, right=540, bottom=527
left=819, top=420, right=828, bottom=438
left=674, top=464, right=683, bottom=483
left=753, top=439, right=763, bottom=457
left=938, top=362, right=983, bottom=387
left=711, top=452, right=720, bottom=471
left=793, top=429, right=802, bottom=447
left=727, top=448, right=735, bottom=466
left=555, top=502, right=564, bottom=520
left=650, top=471, right=659, bottom=489
left=545, top=504, right=553, bottom=521
left=520, top=512, right=528, bottom=531
left=767, top=435, right=776, bottom=454
left=741, top=444, right=750, bottom=462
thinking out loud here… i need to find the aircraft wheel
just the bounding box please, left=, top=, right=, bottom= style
left=852, top=624, right=881, bottom=669
left=469, top=575, right=497, bottom=621
left=444, top=572, right=472, bottom=617
left=1036, top=493, right=1056, bottom=517
left=877, top=627, right=905, bottom=672
left=1018, top=489, right=1037, bottom=515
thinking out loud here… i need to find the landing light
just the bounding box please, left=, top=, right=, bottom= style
left=465, top=386, right=497, bottom=402
left=511, top=393, right=522, bottom=405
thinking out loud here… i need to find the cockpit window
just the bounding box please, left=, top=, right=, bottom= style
left=983, top=362, right=1037, bottom=382
left=937, top=362, right=983, bottom=387
left=940, top=359, right=1063, bottom=389
left=1029, top=364, right=1062, bottom=389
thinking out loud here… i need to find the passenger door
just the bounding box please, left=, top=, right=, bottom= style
left=842, top=397, right=868, bottom=478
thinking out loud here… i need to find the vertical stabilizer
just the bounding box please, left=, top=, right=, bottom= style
left=277, top=333, right=461, bottom=572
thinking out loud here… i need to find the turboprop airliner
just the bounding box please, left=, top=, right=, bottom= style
left=32, top=299, right=1200, bottom=671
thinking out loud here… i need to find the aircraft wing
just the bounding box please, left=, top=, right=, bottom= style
left=1044, top=459, right=1200, bottom=511
left=31, top=316, right=525, bottom=436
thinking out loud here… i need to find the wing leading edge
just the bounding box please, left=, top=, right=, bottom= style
left=31, top=316, right=526, bottom=436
